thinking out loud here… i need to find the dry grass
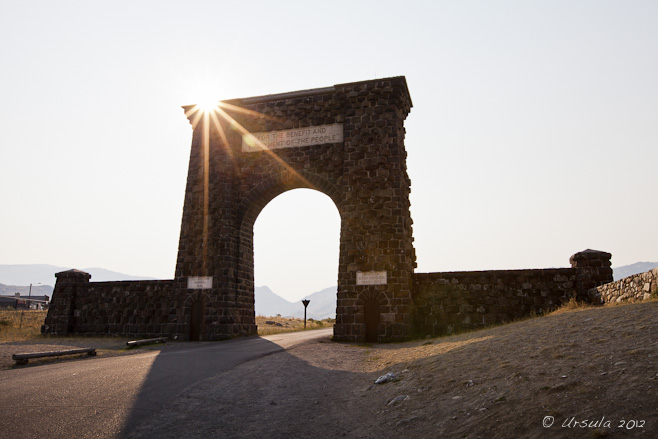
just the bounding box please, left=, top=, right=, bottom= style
left=256, top=315, right=334, bottom=335
left=0, top=309, right=333, bottom=340
left=549, top=294, right=657, bottom=316
left=0, top=309, right=47, bottom=341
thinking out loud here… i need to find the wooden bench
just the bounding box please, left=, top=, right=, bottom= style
left=12, top=348, right=96, bottom=365
left=126, top=337, right=167, bottom=348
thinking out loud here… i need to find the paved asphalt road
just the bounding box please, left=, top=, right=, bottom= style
left=0, top=328, right=333, bottom=439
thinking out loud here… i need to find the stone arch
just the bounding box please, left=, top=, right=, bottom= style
left=183, top=291, right=212, bottom=310
left=239, top=170, right=342, bottom=228
left=174, top=77, right=416, bottom=342
left=355, top=289, right=390, bottom=306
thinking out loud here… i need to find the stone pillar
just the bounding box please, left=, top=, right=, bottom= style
left=569, top=249, right=613, bottom=302
left=42, top=269, right=91, bottom=335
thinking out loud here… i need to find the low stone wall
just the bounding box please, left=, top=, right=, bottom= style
left=589, top=268, right=658, bottom=304
left=43, top=269, right=254, bottom=340
left=43, top=270, right=182, bottom=338
left=69, top=280, right=179, bottom=337
left=412, top=250, right=613, bottom=336
left=414, top=268, right=576, bottom=336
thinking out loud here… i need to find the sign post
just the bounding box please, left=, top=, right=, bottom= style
left=301, top=299, right=310, bottom=329
left=18, top=283, right=38, bottom=329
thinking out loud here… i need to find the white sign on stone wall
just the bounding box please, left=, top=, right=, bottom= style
left=356, top=271, right=388, bottom=286
left=242, top=123, right=343, bottom=152
left=187, top=276, right=213, bottom=289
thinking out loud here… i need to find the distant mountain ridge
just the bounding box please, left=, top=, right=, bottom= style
left=255, top=285, right=336, bottom=320
left=0, top=264, right=156, bottom=287
left=613, top=262, right=658, bottom=281
left=255, top=286, right=295, bottom=316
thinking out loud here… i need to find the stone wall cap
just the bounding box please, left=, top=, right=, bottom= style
left=580, top=249, right=609, bottom=254
left=55, top=269, right=92, bottom=279
left=233, top=86, right=336, bottom=105
left=182, top=76, right=412, bottom=111
left=570, top=249, right=612, bottom=259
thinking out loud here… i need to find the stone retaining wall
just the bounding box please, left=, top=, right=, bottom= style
left=414, top=269, right=576, bottom=336
left=413, top=250, right=613, bottom=336
left=43, top=270, right=184, bottom=338
left=589, top=268, right=658, bottom=304
left=43, top=269, right=260, bottom=340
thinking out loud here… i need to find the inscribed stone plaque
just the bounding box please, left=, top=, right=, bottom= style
left=187, top=276, right=213, bottom=289
left=356, top=271, right=387, bottom=286
left=242, top=123, right=343, bottom=152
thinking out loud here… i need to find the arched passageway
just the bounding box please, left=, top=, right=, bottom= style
left=253, top=188, right=340, bottom=319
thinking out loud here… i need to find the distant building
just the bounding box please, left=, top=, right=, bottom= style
left=0, top=293, right=49, bottom=310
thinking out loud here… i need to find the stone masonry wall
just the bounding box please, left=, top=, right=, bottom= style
left=412, top=250, right=613, bottom=336
left=589, top=268, right=658, bottom=304
left=414, top=268, right=576, bottom=336
left=43, top=270, right=190, bottom=338
left=175, top=77, right=416, bottom=342
left=569, top=249, right=615, bottom=301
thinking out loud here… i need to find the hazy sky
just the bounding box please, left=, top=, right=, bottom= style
left=1, top=1, right=656, bottom=301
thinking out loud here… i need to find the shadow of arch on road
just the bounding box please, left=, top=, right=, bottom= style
left=116, top=329, right=374, bottom=438
left=117, top=327, right=502, bottom=438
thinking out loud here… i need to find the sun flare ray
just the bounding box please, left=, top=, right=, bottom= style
left=214, top=106, right=316, bottom=190
left=185, top=99, right=318, bottom=196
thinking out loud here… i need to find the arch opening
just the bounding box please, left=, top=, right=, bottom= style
left=252, top=188, right=341, bottom=322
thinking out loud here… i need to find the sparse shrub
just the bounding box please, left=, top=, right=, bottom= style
left=564, top=297, right=582, bottom=309
left=548, top=296, right=594, bottom=316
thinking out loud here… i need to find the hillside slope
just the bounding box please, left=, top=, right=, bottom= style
left=126, top=300, right=658, bottom=438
